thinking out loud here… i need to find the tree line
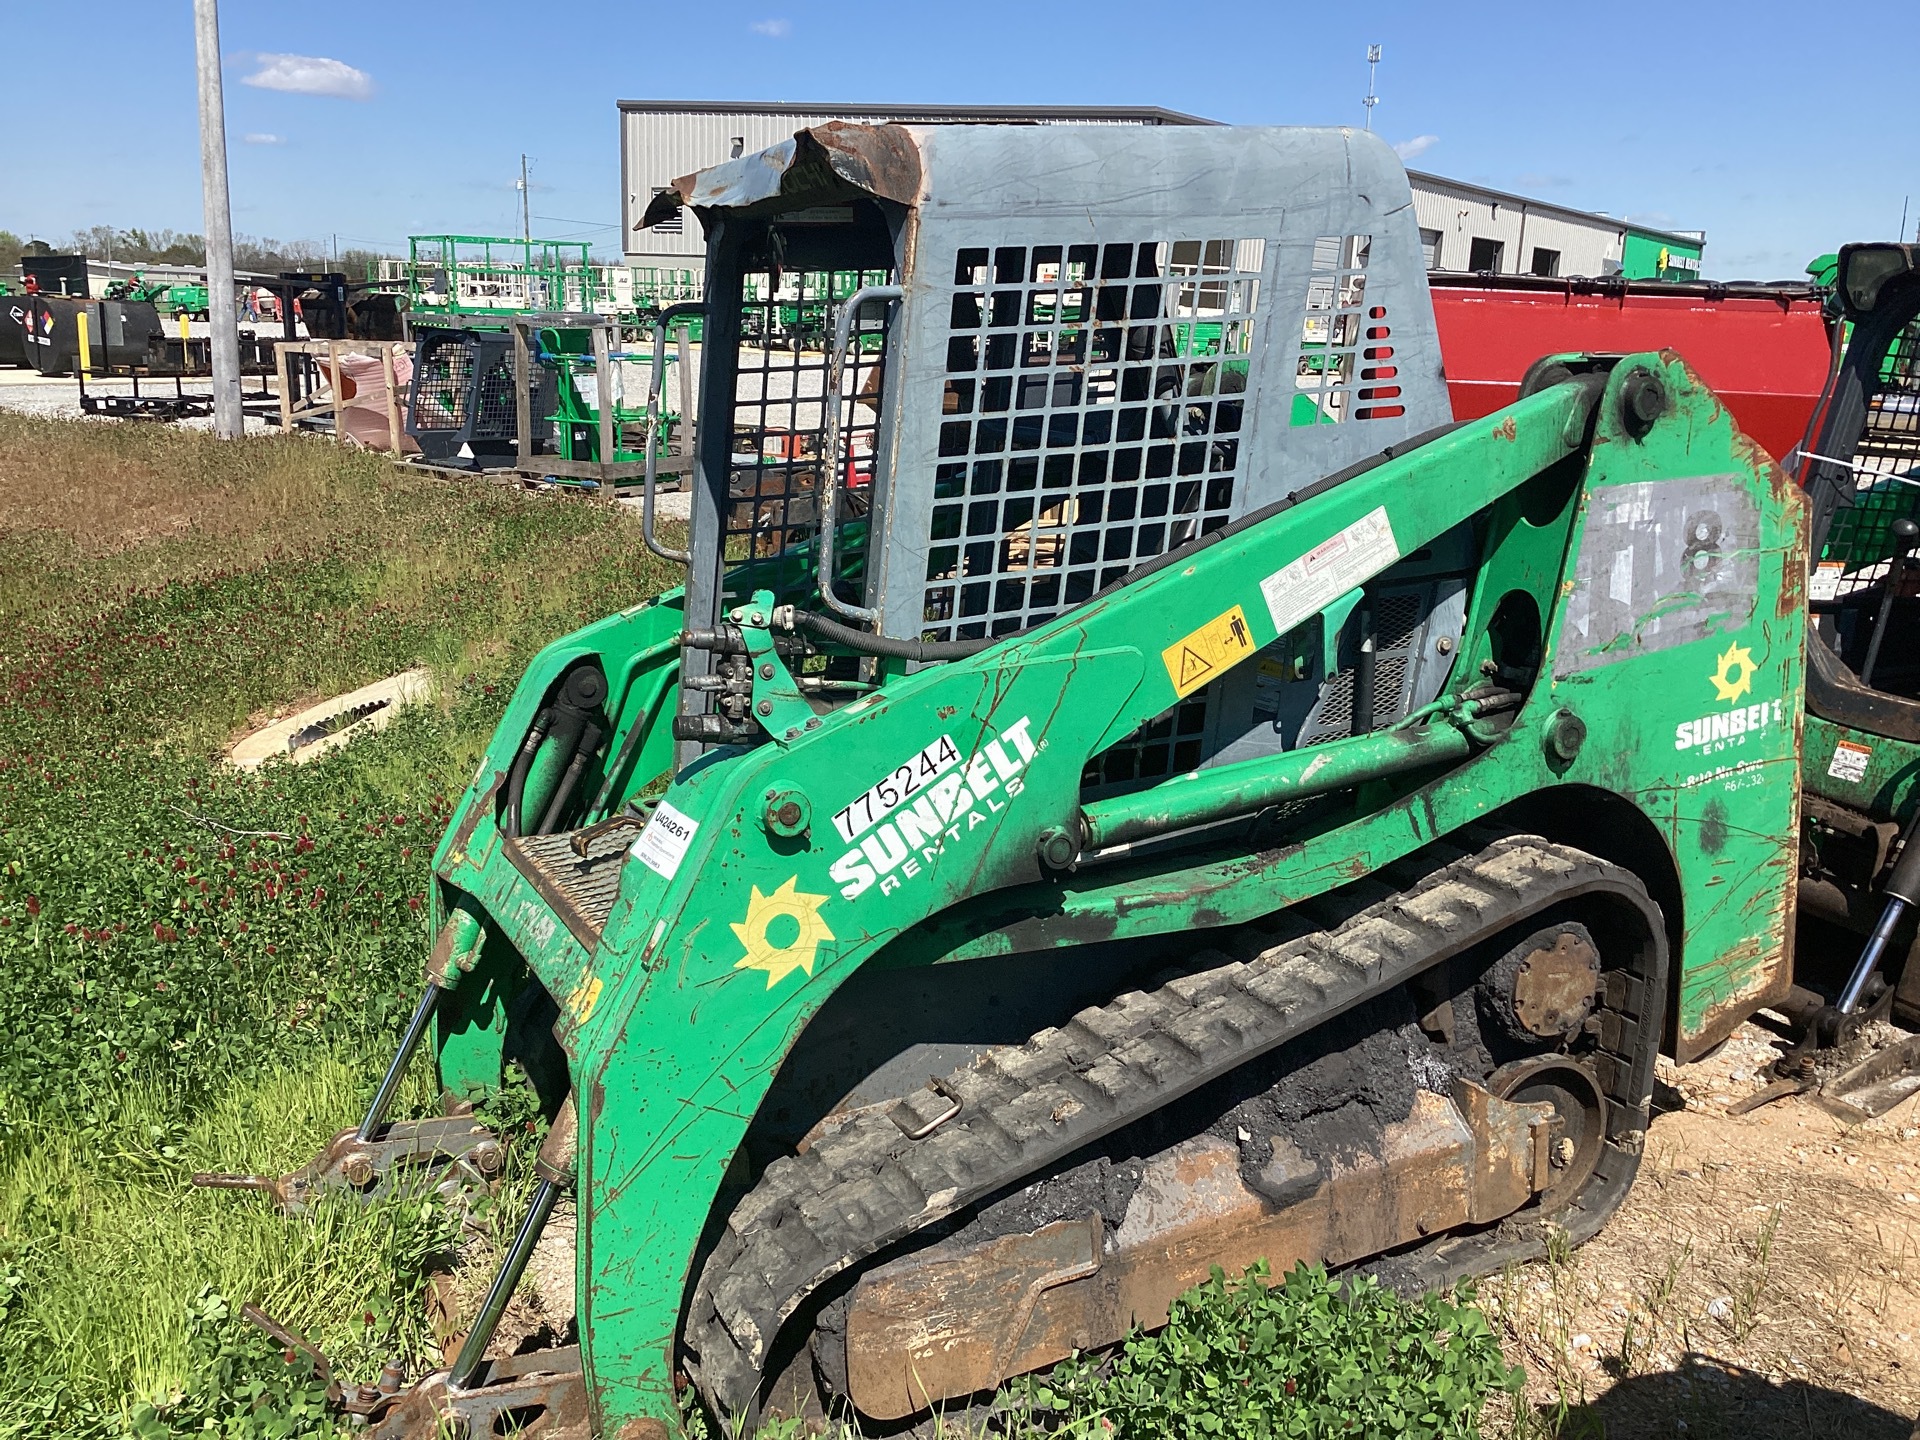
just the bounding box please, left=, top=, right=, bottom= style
left=1, top=228, right=391, bottom=279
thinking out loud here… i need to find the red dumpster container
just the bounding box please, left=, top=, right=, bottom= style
left=1429, top=272, right=1831, bottom=462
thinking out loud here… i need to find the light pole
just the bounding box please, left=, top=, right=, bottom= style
left=192, top=0, right=243, bottom=439
left=518, top=155, right=533, bottom=245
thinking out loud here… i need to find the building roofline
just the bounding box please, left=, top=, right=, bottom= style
left=613, top=105, right=1701, bottom=247
left=1619, top=221, right=1708, bottom=247
left=1406, top=168, right=1702, bottom=247
left=616, top=99, right=1217, bottom=125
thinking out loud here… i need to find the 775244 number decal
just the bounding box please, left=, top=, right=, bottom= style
left=830, top=735, right=961, bottom=845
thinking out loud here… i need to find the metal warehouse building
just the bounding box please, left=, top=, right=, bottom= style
left=619, top=100, right=1705, bottom=281
left=1405, top=171, right=1702, bottom=281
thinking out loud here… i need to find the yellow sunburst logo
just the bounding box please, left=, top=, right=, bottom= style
left=1710, top=643, right=1756, bottom=703
left=731, top=877, right=835, bottom=989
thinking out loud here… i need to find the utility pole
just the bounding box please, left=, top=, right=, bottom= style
left=519, top=155, right=531, bottom=245
left=1363, top=44, right=1382, bottom=131
left=192, top=0, right=242, bottom=439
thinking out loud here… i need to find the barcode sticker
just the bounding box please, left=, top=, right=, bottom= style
left=633, top=801, right=699, bottom=879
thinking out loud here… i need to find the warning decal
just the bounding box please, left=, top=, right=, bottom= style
left=1808, top=563, right=1846, bottom=604
left=1828, top=739, right=1872, bottom=784
left=1163, top=605, right=1256, bottom=698
left=1260, top=506, right=1401, bottom=641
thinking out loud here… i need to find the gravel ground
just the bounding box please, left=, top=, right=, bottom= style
left=615, top=489, right=693, bottom=520
left=1487, top=1015, right=1920, bottom=1438
left=0, top=369, right=280, bottom=434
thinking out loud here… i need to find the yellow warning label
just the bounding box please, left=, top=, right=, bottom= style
left=1162, top=605, right=1255, bottom=698
left=564, top=973, right=604, bottom=1026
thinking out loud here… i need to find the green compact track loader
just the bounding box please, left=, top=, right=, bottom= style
left=205, top=126, right=1920, bottom=1437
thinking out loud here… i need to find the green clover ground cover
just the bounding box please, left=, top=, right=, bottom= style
left=1001, top=1262, right=1522, bottom=1440
left=0, top=414, right=1526, bottom=1439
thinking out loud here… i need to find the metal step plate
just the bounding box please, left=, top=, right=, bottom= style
left=505, top=821, right=641, bottom=948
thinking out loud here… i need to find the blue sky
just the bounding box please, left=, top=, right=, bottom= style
left=12, top=0, right=1918, bottom=278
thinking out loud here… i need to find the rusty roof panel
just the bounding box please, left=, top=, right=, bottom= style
left=638, top=123, right=923, bottom=230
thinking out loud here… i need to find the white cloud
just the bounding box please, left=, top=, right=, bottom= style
left=1393, top=134, right=1439, bottom=162
left=242, top=132, right=285, bottom=146
left=749, top=18, right=792, bottom=37
left=1515, top=172, right=1573, bottom=190
left=241, top=54, right=373, bottom=101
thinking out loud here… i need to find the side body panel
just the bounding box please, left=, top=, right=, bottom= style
left=1804, top=712, right=1920, bottom=823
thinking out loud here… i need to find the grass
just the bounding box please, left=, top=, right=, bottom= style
left=1726, top=1202, right=1782, bottom=1344
left=681, top=1264, right=1521, bottom=1440
left=0, top=413, right=675, bottom=1436
left=0, top=413, right=1525, bottom=1439
left=2, top=1056, right=448, bottom=1423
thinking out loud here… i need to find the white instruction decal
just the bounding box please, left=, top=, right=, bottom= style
left=1828, top=739, right=1872, bottom=784
left=632, top=801, right=699, bottom=880
left=1260, top=506, right=1400, bottom=639
left=1808, top=562, right=1845, bottom=604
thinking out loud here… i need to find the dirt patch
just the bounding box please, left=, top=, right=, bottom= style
left=439, top=1198, right=577, bottom=1361
left=1487, top=1020, right=1920, bottom=1437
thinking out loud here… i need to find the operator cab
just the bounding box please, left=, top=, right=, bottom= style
left=1803, top=243, right=1920, bottom=720
left=1797, top=243, right=1920, bottom=1029
left=637, top=121, right=1469, bottom=821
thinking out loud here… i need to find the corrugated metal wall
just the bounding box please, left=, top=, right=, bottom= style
left=622, top=108, right=1173, bottom=262
left=1410, top=175, right=1624, bottom=278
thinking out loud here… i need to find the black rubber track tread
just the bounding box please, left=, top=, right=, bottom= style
left=683, top=832, right=1661, bottom=1415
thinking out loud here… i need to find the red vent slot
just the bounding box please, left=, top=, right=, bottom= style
left=1354, top=404, right=1406, bottom=420
left=1360, top=365, right=1398, bottom=381
left=1358, top=385, right=1402, bottom=400
left=1365, top=325, right=1391, bottom=340
left=1363, top=345, right=1394, bottom=361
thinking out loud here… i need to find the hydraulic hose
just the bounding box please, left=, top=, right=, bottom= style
left=536, top=720, right=604, bottom=836
left=500, top=709, right=551, bottom=839
left=505, top=665, right=609, bottom=837
left=585, top=705, right=649, bottom=822
left=779, top=606, right=992, bottom=662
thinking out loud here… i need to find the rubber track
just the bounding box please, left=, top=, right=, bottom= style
left=684, top=833, right=1656, bottom=1414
